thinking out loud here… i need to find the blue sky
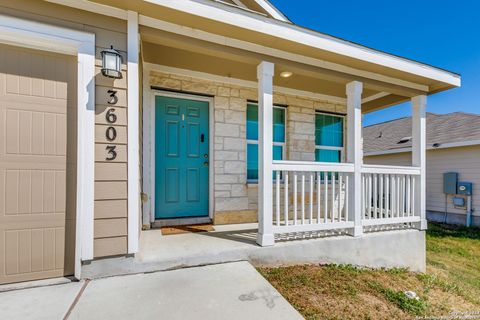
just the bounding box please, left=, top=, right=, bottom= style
left=270, top=0, right=480, bottom=126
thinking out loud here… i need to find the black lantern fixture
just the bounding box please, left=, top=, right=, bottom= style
left=101, top=45, right=122, bottom=79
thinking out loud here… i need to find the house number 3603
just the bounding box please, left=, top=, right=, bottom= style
left=105, top=89, right=118, bottom=161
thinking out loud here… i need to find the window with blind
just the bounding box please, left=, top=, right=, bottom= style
left=246, top=103, right=286, bottom=182
left=315, top=112, right=345, bottom=163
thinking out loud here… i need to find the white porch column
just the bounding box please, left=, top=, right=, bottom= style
left=127, top=10, right=140, bottom=253
left=257, top=61, right=275, bottom=246
left=346, top=81, right=363, bottom=237
left=412, top=95, right=427, bottom=230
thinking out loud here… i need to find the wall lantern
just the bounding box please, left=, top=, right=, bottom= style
left=101, top=46, right=122, bottom=79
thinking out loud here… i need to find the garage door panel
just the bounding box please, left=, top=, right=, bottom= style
left=4, top=109, right=67, bottom=157
left=0, top=44, right=75, bottom=284
left=4, top=169, right=66, bottom=215
left=3, top=227, right=65, bottom=276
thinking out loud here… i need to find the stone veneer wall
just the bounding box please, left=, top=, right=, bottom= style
left=149, top=70, right=347, bottom=223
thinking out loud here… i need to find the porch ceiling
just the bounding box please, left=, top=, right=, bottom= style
left=142, top=28, right=382, bottom=111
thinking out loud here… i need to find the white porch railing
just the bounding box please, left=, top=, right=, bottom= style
left=271, top=161, right=355, bottom=234
left=361, top=165, right=421, bottom=226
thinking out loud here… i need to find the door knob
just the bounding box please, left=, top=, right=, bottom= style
left=203, top=161, right=209, bottom=167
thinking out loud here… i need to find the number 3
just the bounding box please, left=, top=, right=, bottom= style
left=107, top=89, right=118, bottom=105
left=106, top=145, right=117, bottom=161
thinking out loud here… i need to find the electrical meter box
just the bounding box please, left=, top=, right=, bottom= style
left=443, top=172, right=458, bottom=194
left=457, top=182, right=473, bottom=195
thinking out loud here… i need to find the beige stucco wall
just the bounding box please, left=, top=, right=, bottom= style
left=149, top=69, right=347, bottom=223
left=365, top=146, right=480, bottom=220
left=0, top=0, right=130, bottom=258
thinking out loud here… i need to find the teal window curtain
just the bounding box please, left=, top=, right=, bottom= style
left=247, top=104, right=285, bottom=181
left=315, top=113, right=344, bottom=163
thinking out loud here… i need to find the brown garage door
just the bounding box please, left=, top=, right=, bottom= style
left=0, top=44, right=76, bottom=284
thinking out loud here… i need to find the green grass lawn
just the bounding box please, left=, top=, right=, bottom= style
left=259, top=223, right=480, bottom=320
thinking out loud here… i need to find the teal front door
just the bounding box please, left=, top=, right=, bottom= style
left=155, top=96, right=209, bottom=219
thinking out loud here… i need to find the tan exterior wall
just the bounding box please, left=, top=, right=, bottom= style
left=148, top=69, right=347, bottom=222
left=0, top=1, right=130, bottom=258
left=365, top=146, right=480, bottom=220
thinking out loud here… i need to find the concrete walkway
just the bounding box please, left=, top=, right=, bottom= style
left=0, top=262, right=303, bottom=320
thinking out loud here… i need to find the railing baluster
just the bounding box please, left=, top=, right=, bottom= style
left=411, top=175, right=415, bottom=217
left=392, top=174, right=396, bottom=218
left=309, top=173, right=313, bottom=224
left=338, top=173, right=343, bottom=222
left=331, top=172, right=336, bottom=222
left=317, top=172, right=321, bottom=223
left=385, top=174, right=390, bottom=218
left=401, top=175, right=406, bottom=217
left=324, top=172, right=328, bottom=223
left=276, top=171, right=281, bottom=226
left=293, top=172, right=298, bottom=225
left=406, top=175, right=411, bottom=216
left=345, top=174, right=349, bottom=222
left=373, top=173, right=378, bottom=219
left=397, top=175, right=401, bottom=218
left=361, top=173, right=365, bottom=219
left=368, top=173, right=372, bottom=219
left=301, top=173, right=305, bottom=225
left=284, top=172, right=289, bottom=226
left=379, top=174, right=384, bottom=219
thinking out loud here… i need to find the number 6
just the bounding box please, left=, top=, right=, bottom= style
left=106, top=108, right=117, bottom=124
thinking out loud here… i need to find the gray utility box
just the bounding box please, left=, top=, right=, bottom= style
left=458, top=182, right=473, bottom=195
left=443, top=172, right=458, bottom=194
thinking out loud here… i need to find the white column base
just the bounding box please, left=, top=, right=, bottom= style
left=414, top=219, right=428, bottom=231
left=256, top=233, right=275, bottom=247
left=348, top=226, right=364, bottom=237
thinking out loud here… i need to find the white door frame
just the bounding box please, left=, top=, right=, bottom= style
left=0, top=14, right=96, bottom=279
left=142, top=67, right=214, bottom=226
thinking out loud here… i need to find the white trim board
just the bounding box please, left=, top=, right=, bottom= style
left=144, top=63, right=346, bottom=104
left=45, top=0, right=459, bottom=89
left=364, top=139, right=480, bottom=157
left=142, top=79, right=215, bottom=227
left=127, top=11, right=140, bottom=254
left=0, top=14, right=96, bottom=279
left=252, top=0, right=289, bottom=22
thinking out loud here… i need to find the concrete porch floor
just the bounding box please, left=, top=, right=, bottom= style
left=82, top=223, right=426, bottom=279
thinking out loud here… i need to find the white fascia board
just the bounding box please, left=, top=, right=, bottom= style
left=364, top=139, right=480, bottom=156
left=253, top=0, right=289, bottom=22
left=143, top=0, right=460, bottom=87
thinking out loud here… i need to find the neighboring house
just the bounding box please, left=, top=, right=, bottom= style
left=364, top=112, right=479, bottom=227
left=0, top=0, right=460, bottom=285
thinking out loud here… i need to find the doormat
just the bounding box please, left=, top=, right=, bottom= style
left=161, top=224, right=215, bottom=235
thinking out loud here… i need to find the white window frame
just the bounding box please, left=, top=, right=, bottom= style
left=315, top=111, right=346, bottom=163
left=247, top=103, right=287, bottom=183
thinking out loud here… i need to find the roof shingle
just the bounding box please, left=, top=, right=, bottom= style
left=363, top=112, right=480, bottom=154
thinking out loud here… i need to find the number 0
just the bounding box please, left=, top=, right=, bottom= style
left=106, top=126, right=117, bottom=141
